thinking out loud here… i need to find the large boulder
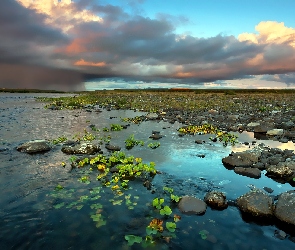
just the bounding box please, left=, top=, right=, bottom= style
left=17, top=140, right=51, bottom=154
left=222, top=150, right=260, bottom=168
left=61, top=143, right=100, bottom=155
left=266, top=129, right=284, bottom=136
left=236, top=190, right=273, bottom=218
left=274, top=191, right=295, bottom=225
left=178, top=196, right=207, bottom=215
left=266, top=163, right=294, bottom=181
left=204, top=191, right=228, bottom=209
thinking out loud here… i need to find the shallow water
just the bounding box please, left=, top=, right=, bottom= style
left=1, top=93, right=295, bottom=250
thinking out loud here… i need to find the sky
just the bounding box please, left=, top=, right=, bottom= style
left=1, top=0, right=295, bottom=91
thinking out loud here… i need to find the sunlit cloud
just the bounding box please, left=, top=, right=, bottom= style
left=17, top=0, right=103, bottom=33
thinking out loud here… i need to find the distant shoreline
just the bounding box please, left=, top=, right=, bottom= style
left=2, top=88, right=295, bottom=94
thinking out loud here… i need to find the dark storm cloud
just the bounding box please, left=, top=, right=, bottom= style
left=0, top=0, right=84, bottom=90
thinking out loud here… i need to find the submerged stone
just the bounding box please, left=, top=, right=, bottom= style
left=178, top=196, right=207, bottom=215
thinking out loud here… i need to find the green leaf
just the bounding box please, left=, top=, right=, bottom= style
left=146, top=227, right=158, bottom=235
left=199, top=230, right=209, bottom=240
left=160, top=205, right=172, bottom=216
left=124, top=235, right=143, bottom=246
left=90, top=203, right=103, bottom=209
left=166, top=222, right=176, bottom=232
left=152, top=198, right=164, bottom=209
left=55, top=184, right=64, bottom=191
left=76, top=205, right=84, bottom=210
left=53, top=202, right=65, bottom=209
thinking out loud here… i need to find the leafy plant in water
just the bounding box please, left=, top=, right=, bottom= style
left=110, top=124, right=123, bottom=131
left=166, top=222, right=176, bottom=232
left=146, top=218, right=164, bottom=235
left=153, top=198, right=164, bottom=209
left=199, top=230, right=209, bottom=240
left=52, top=136, right=68, bottom=145
left=160, top=205, right=172, bottom=216
left=125, top=235, right=143, bottom=246
left=125, top=134, right=144, bottom=149
left=148, top=142, right=160, bottom=149
left=78, top=175, right=90, bottom=184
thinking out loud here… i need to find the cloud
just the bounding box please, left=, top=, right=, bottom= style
left=1, top=1, right=295, bottom=90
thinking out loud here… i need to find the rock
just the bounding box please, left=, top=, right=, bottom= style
left=105, top=144, right=121, bottom=151
left=263, top=187, right=274, bottom=193
left=208, top=109, right=218, bottom=115
left=247, top=122, right=260, bottom=127
left=274, top=191, right=295, bottom=225
left=17, top=140, right=51, bottom=153
left=146, top=113, right=158, bottom=120
left=204, top=191, right=228, bottom=209
left=274, top=230, right=287, bottom=240
left=149, top=134, right=163, bottom=140
left=254, top=123, right=274, bottom=133
left=178, top=196, right=207, bottom=215
left=61, top=143, right=100, bottom=155
left=266, top=164, right=294, bottom=180
left=281, top=121, right=294, bottom=130
left=222, top=150, right=260, bottom=168
left=195, top=140, right=204, bottom=144
left=236, top=190, right=273, bottom=218
left=234, top=167, right=261, bottom=179
left=227, top=115, right=239, bottom=121
left=266, top=129, right=284, bottom=136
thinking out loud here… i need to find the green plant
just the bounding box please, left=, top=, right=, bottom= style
left=153, top=198, right=164, bottom=209
left=125, top=235, right=143, bottom=246
left=110, top=124, right=123, bottom=131
left=166, top=222, right=177, bottom=232
left=78, top=175, right=90, bottom=184
left=125, top=134, right=144, bottom=149
left=52, top=136, right=67, bottom=145
left=160, top=205, right=172, bottom=216
left=148, top=142, right=160, bottom=149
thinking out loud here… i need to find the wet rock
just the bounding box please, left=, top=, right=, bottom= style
left=263, top=187, right=274, bottom=193
left=17, top=140, right=51, bottom=154
left=105, top=144, right=121, bottom=151
left=281, top=121, right=294, bottom=130
left=195, top=140, right=204, bottom=144
left=254, top=123, right=274, bottom=133
left=146, top=113, right=158, bottom=120
left=234, top=167, right=261, bottom=179
left=178, top=196, right=207, bottom=215
left=61, top=143, right=100, bottom=155
left=274, top=230, right=287, bottom=240
left=247, top=122, right=260, bottom=127
left=149, top=133, right=163, bottom=140
left=236, top=190, right=273, bottom=218
left=222, top=150, right=260, bottom=168
left=204, top=191, right=228, bottom=209
left=266, top=163, right=294, bottom=180
left=266, top=129, right=284, bottom=136
left=274, top=191, right=295, bottom=225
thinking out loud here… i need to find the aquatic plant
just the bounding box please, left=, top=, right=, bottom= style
left=110, top=124, right=124, bottom=131
left=148, top=142, right=160, bottom=149
left=52, top=136, right=68, bottom=145
left=124, top=134, right=144, bottom=149
left=178, top=124, right=238, bottom=146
